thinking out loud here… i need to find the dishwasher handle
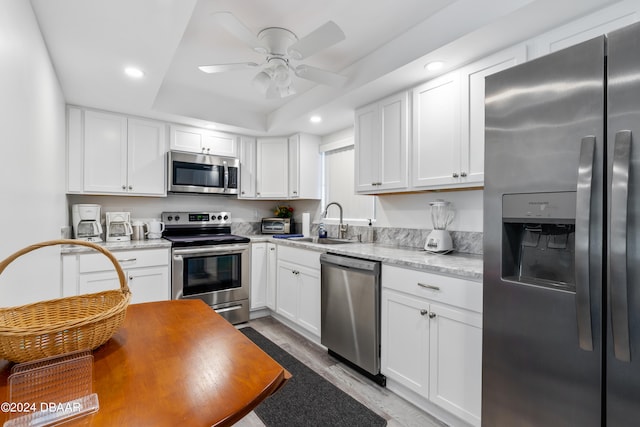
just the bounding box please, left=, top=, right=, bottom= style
left=320, top=253, right=380, bottom=274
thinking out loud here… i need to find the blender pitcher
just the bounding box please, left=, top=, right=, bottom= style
left=425, top=200, right=455, bottom=253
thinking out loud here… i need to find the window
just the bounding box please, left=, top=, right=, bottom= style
left=322, top=144, right=375, bottom=224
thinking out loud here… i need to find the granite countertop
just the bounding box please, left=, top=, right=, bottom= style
left=60, top=238, right=172, bottom=254
left=249, top=235, right=483, bottom=281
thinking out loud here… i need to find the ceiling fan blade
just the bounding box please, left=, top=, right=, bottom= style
left=294, top=64, right=347, bottom=87
left=287, top=21, right=345, bottom=60
left=212, top=12, right=267, bottom=54
left=199, top=63, right=259, bottom=73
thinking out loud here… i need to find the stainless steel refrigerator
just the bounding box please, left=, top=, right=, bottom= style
left=483, top=21, right=640, bottom=426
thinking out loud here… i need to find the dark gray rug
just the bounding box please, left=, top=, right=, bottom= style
left=240, top=327, right=387, bottom=427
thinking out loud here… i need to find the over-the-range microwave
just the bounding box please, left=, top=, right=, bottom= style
left=168, top=150, right=239, bottom=195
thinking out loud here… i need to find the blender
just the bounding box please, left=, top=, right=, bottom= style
left=425, top=200, right=454, bottom=253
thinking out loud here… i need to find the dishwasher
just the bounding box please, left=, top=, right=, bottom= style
left=320, top=253, right=386, bottom=386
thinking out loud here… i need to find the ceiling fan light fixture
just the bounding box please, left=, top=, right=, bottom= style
left=252, top=70, right=272, bottom=94
left=273, top=65, right=291, bottom=87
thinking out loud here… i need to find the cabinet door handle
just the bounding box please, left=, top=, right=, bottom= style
left=128, top=185, right=133, bottom=190
left=452, top=172, right=459, bottom=178
left=429, top=312, right=437, bottom=319
left=418, top=282, right=440, bottom=291
left=128, top=276, right=134, bottom=281
left=460, top=172, right=467, bottom=177
left=270, top=248, right=276, bottom=251
left=122, top=185, right=126, bottom=190
left=420, top=309, right=429, bottom=316
left=117, top=258, right=137, bottom=263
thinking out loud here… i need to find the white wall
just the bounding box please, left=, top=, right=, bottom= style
left=0, top=1, right=67, bottom=305
left=375, top=190, right=483, bottom=232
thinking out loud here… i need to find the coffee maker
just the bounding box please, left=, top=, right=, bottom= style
left=106, top=212, right=133, bottom=242
left=72, top=204, right=103, bottom=242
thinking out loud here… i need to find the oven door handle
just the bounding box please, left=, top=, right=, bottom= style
left=172, top=244, right=249, bottom=256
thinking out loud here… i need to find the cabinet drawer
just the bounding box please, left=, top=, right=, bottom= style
left=382, top=264, right=482, bottom=313
left=79, top=248, right=169, bottom=273
left=277, top=245, right=320, bottom=270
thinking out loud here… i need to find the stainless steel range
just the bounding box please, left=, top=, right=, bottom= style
left=162, top=211, right=251, bottom=324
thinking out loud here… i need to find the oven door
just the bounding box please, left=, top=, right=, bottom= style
left=171, top=243, right=249, bottom=308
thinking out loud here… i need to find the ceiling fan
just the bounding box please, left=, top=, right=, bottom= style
left=198, top=12, right=348, bottom=99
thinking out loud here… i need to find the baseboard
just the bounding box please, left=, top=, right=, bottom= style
left=385, top=377, right=474, bottom=427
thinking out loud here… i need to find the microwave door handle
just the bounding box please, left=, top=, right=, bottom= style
left=223, top=161, right=229, bottom=192
left=610, top=130, right=632, bottom=362
left=575, top=135, right=595, bottom=351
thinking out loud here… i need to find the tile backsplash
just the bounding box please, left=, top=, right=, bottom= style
left=232, top=222, right=483, bottom=255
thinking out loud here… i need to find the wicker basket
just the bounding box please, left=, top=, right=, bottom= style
left=0, top=239, right=131, bottom=363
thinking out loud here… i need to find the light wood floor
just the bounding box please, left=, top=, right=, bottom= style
left=235, top=316, right=448, bottom=427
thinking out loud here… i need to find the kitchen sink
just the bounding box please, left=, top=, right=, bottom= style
left=290, top=237, right=355, bottom=244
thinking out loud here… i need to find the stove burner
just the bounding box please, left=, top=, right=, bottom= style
left=161, top=211, right=250, bottom=247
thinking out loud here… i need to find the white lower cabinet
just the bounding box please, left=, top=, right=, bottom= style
left=381, top=265, right=482, bottom=427
left=62, top=247, right=170, bottom=304
left=250, top=242, right=277, bottom=310
left=275, top=246, right=321, bottom=338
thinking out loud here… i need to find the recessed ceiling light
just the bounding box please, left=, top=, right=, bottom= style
left=424, top=61, right=444, bottom=72
left=124, top=67, right=145, bottom=78
left=310, top=115, right=322, bottom=123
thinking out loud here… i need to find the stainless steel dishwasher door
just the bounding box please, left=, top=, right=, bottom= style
left=320, top=253, right=381, bottom=375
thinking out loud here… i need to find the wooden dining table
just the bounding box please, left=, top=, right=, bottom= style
left=0, top=300, right=290, bottom=426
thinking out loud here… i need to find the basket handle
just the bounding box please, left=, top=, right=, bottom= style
left=0, top=239, right=130, bottom=294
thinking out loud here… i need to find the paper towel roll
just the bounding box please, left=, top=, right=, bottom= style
left=302, top=212, right=310, bottom=237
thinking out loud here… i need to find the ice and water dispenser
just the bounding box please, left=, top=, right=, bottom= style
left=502, top=192, right=576, bottom=292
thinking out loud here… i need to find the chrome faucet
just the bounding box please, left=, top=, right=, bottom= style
left=323, top=202, right=348, bottom=239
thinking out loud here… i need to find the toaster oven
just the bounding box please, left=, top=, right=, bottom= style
left=261, top=218, right=294, bottom=234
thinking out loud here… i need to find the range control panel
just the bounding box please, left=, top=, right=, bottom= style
left=161, top=211, right=231, bottom=226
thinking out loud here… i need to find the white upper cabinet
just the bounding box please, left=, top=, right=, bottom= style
left=127, top=118, right=168, bottom=195
left=288, top=133, right=321, bottom=199
left=82, top=110, right=128, bottom=194
left=256, top=137, right=289, bottom=199
left=458, top=44, right=527, bottom=186
left=69, top=108, right=166, bottom=196
left=411, top=71, right=461, bottom=189
left=530, top=1, right=640, bottom=59
left=169, top=124, right=238, bottom=158
left=355, top=91, right=409, bottom=194
left=239, top=136, right=257, bottom=199
left=247, top=134, right=321, bottom=200
left=410, top=44, right=526, bottom=191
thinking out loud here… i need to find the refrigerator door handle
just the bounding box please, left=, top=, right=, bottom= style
left=575, top=135, right=595, bottom=351
left=610, top=129, right=632, bottom=362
